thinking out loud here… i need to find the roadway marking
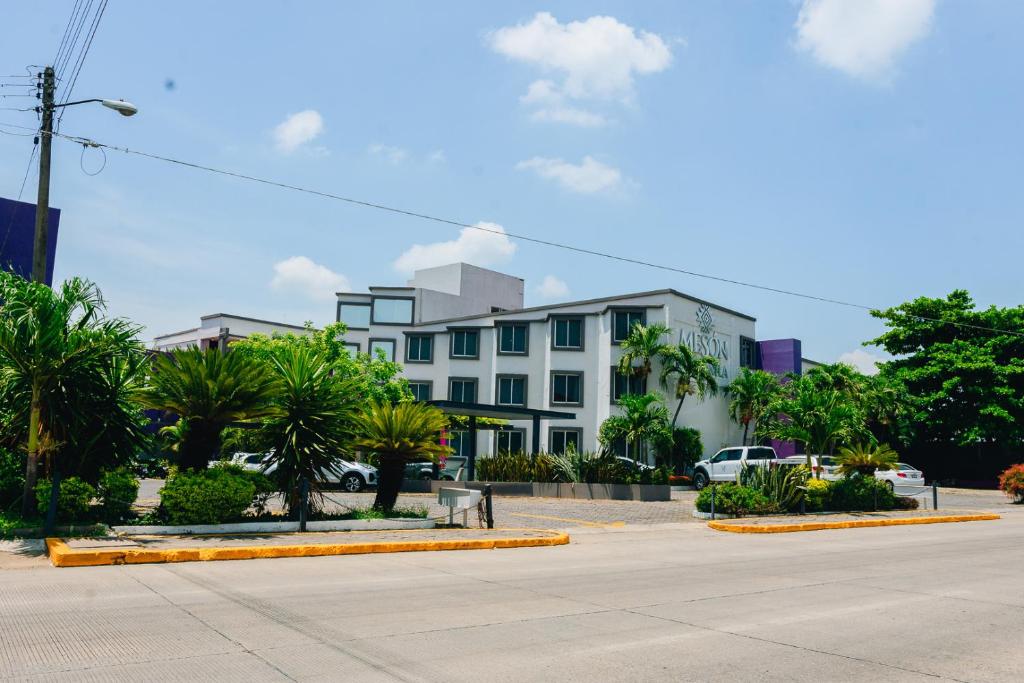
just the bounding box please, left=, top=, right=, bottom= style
left=509, top=513, right=626, bottom=528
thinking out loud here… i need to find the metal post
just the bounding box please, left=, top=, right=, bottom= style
left=932, top=481, right=938, bottom=511
left=32, top=66, right=55, bottom=285
left=484, top=484, right=494, bottom=529
left=532, top=415, right=541, bottom=455
left=468, top=415, right=477, bottom=481
left=800, top=495, right=805, bottom=516
left=710, top=484, right=716, bottom=520
left=43, top=464, right=61, bottom=536
left=299, top=477, right=309, bottom=532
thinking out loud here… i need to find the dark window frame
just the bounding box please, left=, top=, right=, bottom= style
left=404, top=333, right=435, bottom=364
left=449, top=328, right=481, bottom=360
left=494, top=374, right=528, bottom=408
left=549, top=427, right=583, bottom=454
left=612, top=367, right=648, bottom=403
left=370, top=295, right=415, bottom=326
left=448, top=376, right=479, bottom=403
left=550, top=370, right=584, bottom=407
left=367, top=337, right=397, bottom=361
left=551, top=315, right=585, bottom=351
left=342, top=341, right=360, bottom=356
left=337, top=301, right=371, bottom=330
left=496, top=322, right=530, bottom=356
left=739, top=336, right=756, bottom=369
left=610, top=307, right=647, bottom=344
left=407, top=380, right=433, bottom=402
left=494, top=428, right=527, bottom=455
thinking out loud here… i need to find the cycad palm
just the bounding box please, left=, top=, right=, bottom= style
left=354, top=401, right=451, bottom=511
left=658, top=343, right=721, bottom=427
left=139, top=347, right=281, bottom=470
left=616, top=323, right=671, bottom=382
left=726, top=368, right=781, bottom=446
left=835, top=443, right=899, bottom=477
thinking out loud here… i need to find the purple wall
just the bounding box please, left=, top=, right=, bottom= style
left=0, top=196, right=60, bottom=285
left=756, top=339, right=803, bottom=457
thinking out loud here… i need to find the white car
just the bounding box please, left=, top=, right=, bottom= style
left=875, top=463, right=924, bottom=490
left=228, top=452, right=378, bottom=492
left=692, top=446, right=779, bottom=489
left=779, top=455, right=842, bottom=481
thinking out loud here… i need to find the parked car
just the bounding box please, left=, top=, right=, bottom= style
left=615, top=456, right=654, bottom=472
left=437, top=456, right=468, bottom=481
left=404, top=460, right=436, bottom=480
left=692, top=446, right=778, bottom=489
left=778, top=455, right=841, bottom=481
left=875, top=463, right=925, bottom=490
left=228, top=451, right=378, bottom=492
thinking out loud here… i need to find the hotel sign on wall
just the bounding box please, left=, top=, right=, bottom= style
left=682, top=304, right=730, bottom=379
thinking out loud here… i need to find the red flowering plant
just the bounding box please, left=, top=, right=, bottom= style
left=998, top=464, right=1024, bottom=503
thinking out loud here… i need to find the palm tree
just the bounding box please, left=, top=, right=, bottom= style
left=354, top=401, right=451, bottom=512
left=835, top=443, right=899, bottom=478
left=0, top=272, right=143, bottom=517
left=616, top=323, right=671, bottom=383
left=598, top=393, right=673, bottom=463
left=725, top=368, right=781, bottom=446
left=261, top=347, right=360, bottom=516
left=658, top=343, right=721, bottom=427
left=139, top=347, right=281, bottom=470
left=770, top=378, right=867, bottom=471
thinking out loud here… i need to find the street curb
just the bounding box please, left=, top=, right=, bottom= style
left=45, top=529, right=570, bottom=567
left=707, top=513, right=1001, bottom=534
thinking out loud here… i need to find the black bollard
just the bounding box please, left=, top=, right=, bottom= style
left=484, top=484, right=494, bottom=529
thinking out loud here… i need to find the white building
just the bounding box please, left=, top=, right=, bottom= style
left=337, top=263, right=759, bottom=461
left=152, top=313, right=313, bottom=352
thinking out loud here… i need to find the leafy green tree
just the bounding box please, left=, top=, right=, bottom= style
left=261, top=347, right=360, bottom=515
left=869, top=290, right=1024, bottom=446
left=769, top=376, right=868, bottom=468
left=835, top=443, right=899, bottom=478
left=354, top=401, right=451, bottom=512
left=0, top=272, right=146, bottom=516
left=657, top=343, right=721, bottom=427
left=599, top=393, right=673, bottom=463
left=139, top=348, right=281, bottom=471
left=616, top=323, right=671, bottom=384
left=725, top=368, right=781, bottom=446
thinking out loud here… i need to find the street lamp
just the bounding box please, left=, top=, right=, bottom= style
left=32, top=66, right=138, bottom=285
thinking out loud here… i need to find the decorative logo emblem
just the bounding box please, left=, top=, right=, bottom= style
left=696, top=304, right=714, bottom=335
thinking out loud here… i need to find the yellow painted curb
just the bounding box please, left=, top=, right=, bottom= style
left=46, top=529, right=570, bottom=568
left=707, top=513, right=1001, bottom=534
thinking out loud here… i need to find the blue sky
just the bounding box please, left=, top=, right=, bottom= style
left=1, top=1, right=1022, bottom=371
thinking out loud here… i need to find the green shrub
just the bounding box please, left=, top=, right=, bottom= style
left=695, top=483, right=780, bottom=516
left=828, top=475, right=895, bottom=511
left=804, top=478, right=830, bottom=512
left=212, top=462, right=276, bottom=514
left=739, top=463, right=808, bottom=511
left=159, top=468, right=257, bottom=525
left=0, top=448, right=24, bottom=511
left=477, top=451, right=554, bottom=482
left=97, top=468, right=140, bottom=522
left=657, top=427, right=703, bottom=473
left=998, top=464, right=1024, bottom=503
left=34, top=476, right=96, bottom=520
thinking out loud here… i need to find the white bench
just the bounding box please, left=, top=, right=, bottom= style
left=437, top=487, right=482, bottom=527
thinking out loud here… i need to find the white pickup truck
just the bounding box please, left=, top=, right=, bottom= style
left=692, top=446, right=779, bottom=490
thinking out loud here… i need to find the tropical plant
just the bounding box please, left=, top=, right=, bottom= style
left=616, top=323, right=671, bottom=382
left=260, top=347, right=360, bottom=515
left=97, top=467, right=140, bottom=522
left=353, top=401, right=451, bottom=512
left=476, top=451, right=554, bottom=483
left=997, top=464, right=1024, bottom=503
left=138, top=347, right=281, bottom=471
left=658, top=342, right=721, bottom=427
left=835, top=443, right=899, bottom=477
left=34, top=476, right=95, bottom=520
left=804, top=478, right=830, bottom=511
left=769, top=377, right=868, bottom=469
left=656, top=426, right=704, bottom=474
left=726, top=368, right=782, bottom=446
left=0, top=448, right=24, bottom=512
left=694, top=483, right=780, bottom=516
left=0, top=271, right=146, bottom=516
left=158, top=466, right=261, bottom=525
left=828, top=476, right=895, bottom=511
left=737, top=463, right=808, bottom=511
left=599, top=393, right=673, bottom=462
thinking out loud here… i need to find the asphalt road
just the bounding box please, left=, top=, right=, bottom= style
left=2, top=507, right=1022, bottom=681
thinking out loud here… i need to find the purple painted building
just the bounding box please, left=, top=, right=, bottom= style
left=0, top=196, right=60, bottom=285
left=756, top=338, right=803, bottom=456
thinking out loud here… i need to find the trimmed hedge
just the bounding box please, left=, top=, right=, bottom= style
left=34, top=477, right=96, bottom=520
left=97, top=468, right=140, bottom=522
left=159, top=467, right=258, bottom=525
left=695, top=483, right=780, bottom=516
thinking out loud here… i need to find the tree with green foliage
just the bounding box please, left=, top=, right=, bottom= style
left=803, top=363, right=914, bottom=449
left=835, top=443, right=899, bottom=478
left=725, top=368, right=782, bottom=446
left=616, top=323, right=671, bottom=384
left=354, top=401, right=451, bottom=512
left=769, top=376, right=868, bottom=468
left=139, top=348, right=281, bottom=470
left=599, top=392, right=673, bottom=463
left=0, top=271, right=148, bottom=517
left=657, top=342, right=721, bottom=427
left=868, top=290, right=1024, bottom=446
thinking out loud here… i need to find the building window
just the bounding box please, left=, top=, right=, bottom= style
left=447, top=430, right=469, bottom=459
left=740, top=336, right=756, bottom=369
left=552, top=317, right=584, bottom=350
left=368, top=338, right=396, bottom=361
left=612, top=309, right=645, bottom=343
left=342, top=342, right=360, bottom=357
left=551, top=372, right=583, bottom=406
left=406, top=334, right=433, bottom=363
left=495, top=375, right=527, bottom=407
left=613, top=370, right=647, bottom=402
left=497, top=323, right=528, bottom=355
left=339, top=303, right=371, bottom=329
left=495, top=429, right=526, bottom=455
left=408, top=381, right=432, bottom=402
left=371, top=297, right=413, bottom=325
left=448, top=377, right=478, bottom=403
left=549, top=428, right=581, bottom=454
left=450, top=329, right=480, bottom=359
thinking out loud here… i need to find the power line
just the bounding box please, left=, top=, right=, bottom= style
left=54, top=0, right=85, bottom=72
left=7, top=121, right=1023, bottom=339
left=57, top=0, right=108, bottom=131
left=55, top=0, right=92, bottom=80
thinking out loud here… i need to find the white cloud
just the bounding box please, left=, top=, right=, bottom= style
left=516, top=155, right=623, bottom=194
left=428, top=149, right=447, bottom=164
left=368, top=143, right=409, bottom=165
left=393, top=222, right=517, bottom=275
left=270, top=256, right=350, bottom=301
left=489, top=12, right=672, bottom=125
left=273, top=110, right=325, bottom=153
left=795, top=0, right=935, bottom=80
left=535, top=275, right=569, bottom=300
left=837, top=349, right=885, bottom=376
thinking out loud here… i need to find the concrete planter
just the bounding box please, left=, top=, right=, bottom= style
left=428, top=480, right=670, bottom=501
left=112, top=518, right=436, bottom=536
left=691, top=510, right=737, bottom=520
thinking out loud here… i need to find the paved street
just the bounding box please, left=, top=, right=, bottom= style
left=2, top=504, right=1022, bottom=681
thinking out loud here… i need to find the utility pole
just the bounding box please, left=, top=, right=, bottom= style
left=32, top=66, right=55, bottom=285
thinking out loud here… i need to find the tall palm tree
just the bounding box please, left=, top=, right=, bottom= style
left=598, top=393, right=672, bottom=463
left=139, top=347, right=281, bottom=470
left=261, top=347, right=360, bottom=516
left=354, top=401, right=451, bottom=512
left=616, top=323, right=671, bottom=383
left=658, top=343, right=721, bottom=427
left=0, top=272, right=143, bottom=517
left=770, top=378, right=867, bottom=470
left=725, top=368, right=781, bottom=446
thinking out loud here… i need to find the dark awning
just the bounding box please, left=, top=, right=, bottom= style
left=426, top=400, right=576, bottom=421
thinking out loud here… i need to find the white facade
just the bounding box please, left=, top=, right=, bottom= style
left=152, top=313, right=313, bottom=351
left=337, top=264, right=758, bottom=460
